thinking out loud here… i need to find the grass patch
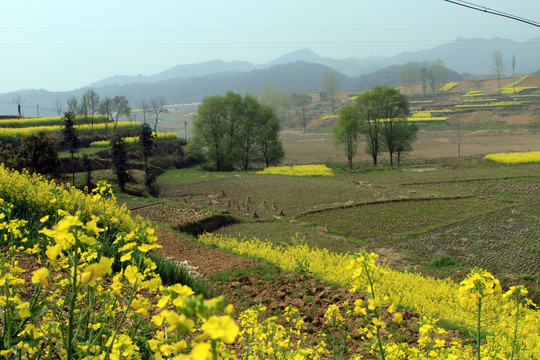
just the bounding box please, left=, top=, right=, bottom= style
left=149, top=253, right=217, bottom=298
left=299, top=197, right=503, bottom=245
left=429, top=255, right=459, bottom=267
left=157, top=167, right=238, bottom=187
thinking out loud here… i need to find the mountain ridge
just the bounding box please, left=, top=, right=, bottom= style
left=86, top=37, right=540, bottom=89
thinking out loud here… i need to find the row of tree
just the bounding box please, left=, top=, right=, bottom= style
left=258, top=71, right=341, bottom=130
left=190, top=92, right=284, bottom=171
left=398, top=59, right=450, bottom=95
left=61, top=111, right=156, bottom=192
left=56, top=90, right=171, bottom=136
left=334, top=86, right=418, bottom=169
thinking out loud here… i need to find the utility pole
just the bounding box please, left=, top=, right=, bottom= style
left=184, top=120, right=188, bottom=140
left=37, top=104, right=40, bottom=118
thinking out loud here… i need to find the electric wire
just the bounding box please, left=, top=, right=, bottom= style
left=443, top=0, right=540, bottom=28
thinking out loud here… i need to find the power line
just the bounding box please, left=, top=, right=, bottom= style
left=443, top=0, right=540, bottom=28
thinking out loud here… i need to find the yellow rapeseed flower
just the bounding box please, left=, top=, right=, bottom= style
left=31, top=267, right=49, bottom=288
left=16, top=301, right=31, bottom=318
left=201, top=315, right=239, bottom=344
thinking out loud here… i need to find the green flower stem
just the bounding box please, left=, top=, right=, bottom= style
left=363, top=262, right=385, bottom=360
left=67, top=247, right=80, bottom=360
left=102, top=280, right=138, bottom=360
left=510, top=295, right=521, bottom=360
left=476, top=296, right=482, bottom=360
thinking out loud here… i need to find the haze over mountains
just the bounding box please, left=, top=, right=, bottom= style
left=1, top=37, right=539, bottom=117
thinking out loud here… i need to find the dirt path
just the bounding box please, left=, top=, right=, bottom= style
left=153, top=228, right=259, bottom=277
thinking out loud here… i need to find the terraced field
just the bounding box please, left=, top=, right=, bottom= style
left=155, top=161, right=540, bottom=298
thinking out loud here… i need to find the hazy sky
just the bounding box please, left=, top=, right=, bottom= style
left=1, top=0, right=539, bottom=94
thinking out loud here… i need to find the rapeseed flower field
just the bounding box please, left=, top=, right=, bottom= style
left=89, top=132, right=178, bottom=147
left=257, top=164, right=334, bottom=177
left=484, top=151, right=540, bottom=164
left=0, top=165, right=538, bottom=359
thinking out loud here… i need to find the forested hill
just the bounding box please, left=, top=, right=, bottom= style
left=0, top=61, right=462, bottom=117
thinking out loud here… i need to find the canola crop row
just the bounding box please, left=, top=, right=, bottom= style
left=484, top=151, right=540, bottom=164
left=0, top=115, right=109, bottom=128
left=256, top=165, right=334, bottom=177
left=89, top=132, right=178, bottom=147
left=0, top=122, right=135, bottom=144
left=199, top=233, right=540, bottom=358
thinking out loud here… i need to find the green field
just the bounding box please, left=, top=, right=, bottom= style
left=156, top=160, right=540, bottom=298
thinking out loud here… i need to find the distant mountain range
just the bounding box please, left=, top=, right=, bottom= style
left=90, top=37, right=540, bottom=87
left=1, top=37, right=538, bottom=116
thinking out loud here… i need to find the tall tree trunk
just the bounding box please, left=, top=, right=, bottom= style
left=71, top=153, right=75, bottom=186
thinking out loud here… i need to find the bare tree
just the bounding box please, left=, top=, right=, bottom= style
left=99, top=96, right=130, bottom=135
left=139, top=99, right=151, bottom=124
left=111, top=96, right=131, bottom=134
left=82, top=89, right=100, bottom=130
left=292, top=91, right=312, bottom=131
left=399, top=62, right=419, bottom=95
left=429, top=59, right=448, bottom=92
left=150, top=98, right=167, bottom=138
left=54, top=98, right=63, bottom=116
left=321, top=71, right=340, bottom=114
left=492, top=49, right=504, bottom=95
left=12, top=95, right=25, bottom=118
left=67, top=96, right=79, bottom=114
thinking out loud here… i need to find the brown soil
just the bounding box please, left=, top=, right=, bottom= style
left=153, top=228, right=259, bottom=276
left=131, top=203, right=212, bottom=228
left=280, top=128, right=540, bottom=164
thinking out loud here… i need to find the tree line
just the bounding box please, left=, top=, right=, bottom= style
left=334, top=86, right=418, bottom=169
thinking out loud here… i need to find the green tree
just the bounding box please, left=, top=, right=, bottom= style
left=17, top=132, right=62, bottom=177
left=110, top=134, right=129, bottom=192
left=256, top=105, right=284, bottom=168
left=139, top=123, right=155, bottom=180
left=193, top=92, right=284, bottom=171
left=62, top=111, right=81, bottom=186
left=238, top=94, right=264, bottom=171
left=192, top=93, right=235, bottom=171
left=322, top=71, right=340, bottom=114
left=355, top=86, right=409, bottom=166
left=492, top=49, right=504, bottom=95
left=394, top=122, right=418, bottom=166
left=333, top=103, right=360, bottom=170
left=378, top=90, right=410, bottom=167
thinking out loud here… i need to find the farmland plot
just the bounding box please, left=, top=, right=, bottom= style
left=158, top=162, right=540, bottom=285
